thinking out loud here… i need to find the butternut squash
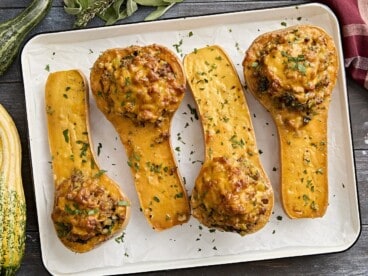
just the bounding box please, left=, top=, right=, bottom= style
left=45, top=70, right=130, bottom=253
left=90, top=45, right=190, bottom=230
left=242, top=25, right=338, bottom=218
left=184, top=45, right=273, bottom=235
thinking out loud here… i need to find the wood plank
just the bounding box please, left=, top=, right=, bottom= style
left=355, top=150, right=368, bottom=225
left=348, top=77, right=368, bottom=150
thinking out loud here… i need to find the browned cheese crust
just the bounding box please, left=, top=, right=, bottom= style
left=243, top=25, right=338, bottom=129
left=90, top=44, right=186, bottom=124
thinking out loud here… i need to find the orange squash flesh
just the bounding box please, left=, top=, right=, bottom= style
left=45, top=70, right=130, bottom=253
left=184, top=45, right=273, bottom=235
left=243, top=25, right=338, bottom=218
left=90, top=45, right=190, bottom=230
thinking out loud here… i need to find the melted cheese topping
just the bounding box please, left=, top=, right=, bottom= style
left=192, top=157, right=271, bottom=235
left=95, top=45, right=185, bottom=123
left=243, top=25, right=338, bottom=129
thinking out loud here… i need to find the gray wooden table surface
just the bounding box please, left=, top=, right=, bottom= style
left=1, top=0, right=367, bottom=275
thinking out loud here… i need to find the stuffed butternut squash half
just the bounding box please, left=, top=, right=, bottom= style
left=184, top=45, right=273, bottom=235
left=90, top=45, right=190, bottom=230
left=242, top=25, right=338, bottom=218
left=45, top=70, right=130, bottom=253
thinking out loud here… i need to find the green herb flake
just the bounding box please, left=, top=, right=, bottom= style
left=63, top=129, right=69, bottom=143
left=174, top=192, right=183, bottom=199
left=117, top=200, right=130, bottom=207
left=115, top=232, right=126, bottom=244
left=97, top=142, right=102, bottom=156
left=187, top=104, right=199, bottom=120
left=173, top=39, right=183, bottom=54
left=147, top=162, right=162, bottom=173
left=153, top=196, right=160, bottom=203
left=229, top=134, right=245, bottom=149
left=76, top=140, right=89, bottom=157
left=316, top=168, right=324, bottom=174
left=87, top=208, right=99, bottom=215
left=94, top=169, right=107, bottom=178
left=302, top=194, right=310, bottom=205
left=310, top=201, right=317, bottom=210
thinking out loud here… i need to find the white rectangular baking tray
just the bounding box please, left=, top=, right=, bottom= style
left=21, top=3, right=360, bottom=275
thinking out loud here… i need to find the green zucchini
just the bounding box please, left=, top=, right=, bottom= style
left=0, top=104, right=26, bottom=275
left=0, top=0, right=52, bottom=75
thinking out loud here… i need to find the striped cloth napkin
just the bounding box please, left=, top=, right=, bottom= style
left=320, top=0, right=368, bottom=90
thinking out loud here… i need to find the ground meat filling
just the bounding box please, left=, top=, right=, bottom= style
left=96, top=45, right=185, bottom=124
left=191, top=157, right=271, bottom=235
left=247, top=27, right=337, bottom=126
left=52, top=170, right=127, bottom=243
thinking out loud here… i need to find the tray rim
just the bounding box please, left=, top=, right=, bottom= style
left=21, top=3, right=361, bottom=275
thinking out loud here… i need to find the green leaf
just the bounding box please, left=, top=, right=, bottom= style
left=64, top=0, right=183, bottom=26
left=64, top=0, right=91, bottom=11
left=98, top=0, right=128, bottom=25
left=94, top=169, right=107, bottom=178
left=64, top=0, right=84, bottom=15
left=127, top=0, right=138, bottom=16
left=144, top=3, right=175, bottom=21
left=64, top=7, right=83, bottom=15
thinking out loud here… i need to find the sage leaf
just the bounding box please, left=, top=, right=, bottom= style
left=127, top=0, right=138, bottom=16
left=99, top=0, right=128, bottom=25
left=64, top=0, right=91, bottom=11
left=64, top=6, right=83, bottom=15
left=144, top=3, right=175, bottom=21
left=63, top=0, right=183, bottom=27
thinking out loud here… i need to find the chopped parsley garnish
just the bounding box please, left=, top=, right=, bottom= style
left=62, top=129, right=69, bottom=143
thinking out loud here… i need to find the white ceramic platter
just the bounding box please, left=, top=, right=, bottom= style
left=21, top=3, right=360, bottom=275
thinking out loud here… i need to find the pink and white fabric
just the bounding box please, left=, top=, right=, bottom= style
left=320, top=0, right=368, bottom=90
